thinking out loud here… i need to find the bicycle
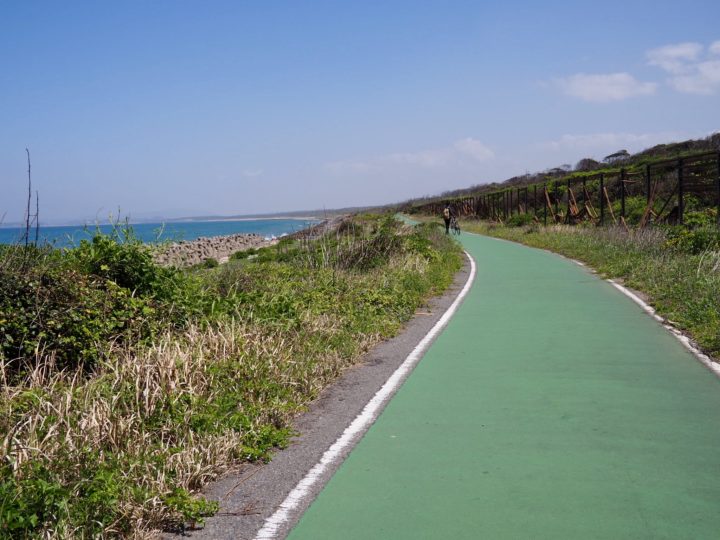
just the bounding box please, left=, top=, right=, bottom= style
left=450, top=216, right=461, bottom=235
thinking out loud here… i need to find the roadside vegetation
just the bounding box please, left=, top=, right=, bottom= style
left=457, top=215, right=720, bottom=360
left=0, top=215, right=462, bottom=538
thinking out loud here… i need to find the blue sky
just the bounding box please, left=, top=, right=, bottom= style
left=1, top=0, right=719, bottom=224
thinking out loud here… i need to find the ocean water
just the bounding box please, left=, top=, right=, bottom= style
left=0, top=218, right=318, bottom=248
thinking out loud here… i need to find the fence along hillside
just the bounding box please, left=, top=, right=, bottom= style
left=410, top=151, right=720, bottom=228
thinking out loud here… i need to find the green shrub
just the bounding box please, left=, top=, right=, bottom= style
left=230, top=247, right=257, bottom=260
left=0, top=229, right=213, bottom=374
left=620, top=196, right=649, bottom=224
left=67, top=227, right=182, bottom=302
left=507, top=213, right=535, bottom=227
left=0, top=252, right=153, bottom=372
left=683, top=208, right=717, bottom=229
left=665, top=226, right=720, bottom=254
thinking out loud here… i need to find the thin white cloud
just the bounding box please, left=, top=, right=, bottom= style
left=647, top=42, right=703, bottom=73
left=647, top=40, right=720, bottom=95
left=555, top=73, right=657, bottom=102
left=669, top=60, right=720, bottom=94
left=242, top=169, right=264, bottom=178
left=453, top=138, right=495, bottom=161
left=325, top=138, right=494, bottom=173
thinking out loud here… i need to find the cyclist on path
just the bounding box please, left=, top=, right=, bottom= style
left=442, top=204, right=454, bottom=234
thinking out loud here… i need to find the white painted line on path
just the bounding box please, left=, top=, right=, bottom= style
left=608, top=280, right=720, bottom=379
left=254, top=251, right=477, bottom=540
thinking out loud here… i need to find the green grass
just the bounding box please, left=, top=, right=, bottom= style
left=0, top=215, right=462, bottom=538
left=458, top=219, right=720, bottom=360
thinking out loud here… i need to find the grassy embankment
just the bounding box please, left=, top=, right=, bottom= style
left=450, top=216, right=720, bottom=360
left=0, top=215, right=463, bottom=538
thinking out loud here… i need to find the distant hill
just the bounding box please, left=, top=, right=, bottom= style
left=169, top=205, right=379, bottom=222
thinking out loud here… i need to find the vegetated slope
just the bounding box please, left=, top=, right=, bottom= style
left=0, top=215, right=462, bottom=538
left=399, top=133, right=720, bottom=208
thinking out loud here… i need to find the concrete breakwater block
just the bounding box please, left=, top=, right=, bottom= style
left=152, top=233, right=275, bottom=267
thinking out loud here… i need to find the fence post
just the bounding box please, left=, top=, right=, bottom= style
left=678, top=158, right=684, bottom=226
left=717, top=152, right=720, bottom=228
left=645, top=164, right=651, bottom=204
left=519, top=187, right=523, bottom=214
left=543, top=184, right=548, bottom=226
left=533, top=185, right=537, bottom=217
left=599, top=173, right=605, bottom=225
left=554, top=182, right=559, bottom=220
left=566, top=179, right=571, bottom=224
left=621, top=168, right=626, bottom=219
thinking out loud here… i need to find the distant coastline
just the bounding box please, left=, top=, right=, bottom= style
left=0, top=216, right=320, bottom=229
left=0, top=217, right=321, bottom=247
left=169, top=215, right=320, bottom=223
left=1, top=203, right=374, bottom=228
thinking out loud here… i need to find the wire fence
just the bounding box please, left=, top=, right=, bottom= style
left=411, top=151, right=720, bottom=228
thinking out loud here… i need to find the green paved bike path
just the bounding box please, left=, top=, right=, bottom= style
left=288, top=232, right=720, bottom=539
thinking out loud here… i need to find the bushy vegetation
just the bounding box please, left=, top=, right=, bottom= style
left=0, top=215, right=462, bottom=538
left=0, top=227, right=210, bottom=376
left=460, top=219, right=720, bottom=359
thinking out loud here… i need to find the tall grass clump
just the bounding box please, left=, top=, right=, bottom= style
left=460, top=219, right=720, bottom=358
left=0, top=215, right=462, bottom=538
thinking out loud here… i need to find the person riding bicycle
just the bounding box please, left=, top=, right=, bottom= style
left=442, top=204, right=454, bottom=234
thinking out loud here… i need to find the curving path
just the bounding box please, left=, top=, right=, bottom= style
left=284, top=231, right=720, bottom=539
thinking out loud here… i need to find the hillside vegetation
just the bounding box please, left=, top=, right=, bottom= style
left=403, top=133, right=720, bottom=207
left=0, top=215, right=462, bottom=538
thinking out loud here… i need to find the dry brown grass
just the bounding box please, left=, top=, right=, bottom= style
left=0, top=217, right=463, bottom=537
left=1, top=314, right=373, bottom=537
